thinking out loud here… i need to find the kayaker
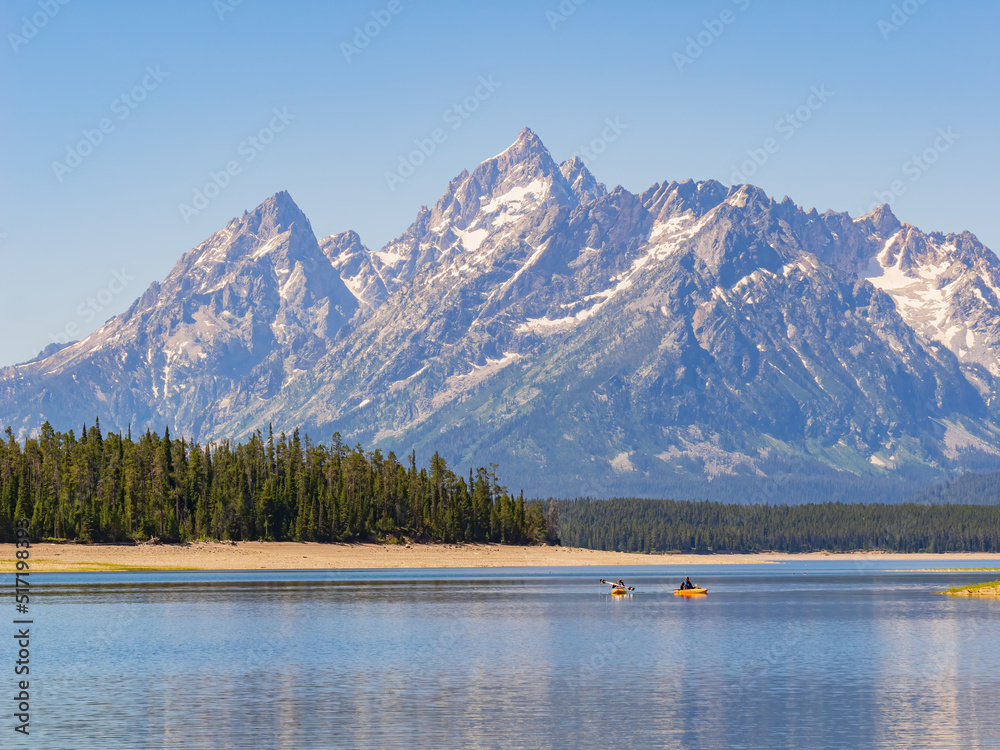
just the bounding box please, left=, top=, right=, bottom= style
left=680, top=576, right=695, bottom=590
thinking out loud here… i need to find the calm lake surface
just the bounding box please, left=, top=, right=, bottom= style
left=17, top=560, right=1000, bottom=749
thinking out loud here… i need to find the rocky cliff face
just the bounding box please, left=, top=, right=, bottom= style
left=4, top=129, right=1000, bottom=498
left=1, top=191, right=358, bottom=437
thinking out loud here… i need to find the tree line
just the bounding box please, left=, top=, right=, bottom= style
left=0, top=421, right=557, bottom=545
left=555, top=497, right=1000, bottom=553
left=5, top=419, right=997, bottom=552
left=908, top=471, right=1000, bottom=506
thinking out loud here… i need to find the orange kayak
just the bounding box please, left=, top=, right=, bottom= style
left=674, top=587, right=708, bottom=596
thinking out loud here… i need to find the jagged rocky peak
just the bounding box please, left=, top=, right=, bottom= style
left=869, top=221, right=988, bottom=277
left=246, top=190, right=311, bottom=233
left=320, top=230, right=387, bottom=311
left=723, top=183, right=773, bottom=210
left=26, top=341, right=75, bottom=364
left=888, top=224, right=997, bottom=275
left=435, top=127, right=567, bottom=226
left=496, top=125, right=550, bottom=163
left=180, top=190, right=320, bottom=282
left=185, top=190, right=354, bottom=325
left=230, top=190, right=312, bottom=247
left=484, top=126, right=559, bottom=177
left=640, top=179, right=729, bottom=224
left=426, top=127, right=606, bottom=231
left=371, top=127, right=606, bottom=290
left=485, top=126, right=603, bottom=202
left=559, top=155, right=606, bottom=203
left=144, top=189, right=358, bottom=348
left=858, top=203, right=902, bottom=238
left=880, top=224, right=938, bottom=270
left=320, top=229, right=366, bottom=260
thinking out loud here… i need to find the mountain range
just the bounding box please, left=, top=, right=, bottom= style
left=4, top=127, right=1000, bottom=500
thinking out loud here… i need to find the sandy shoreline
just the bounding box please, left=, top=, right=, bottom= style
left=5, top=542, right=1000, bottom=572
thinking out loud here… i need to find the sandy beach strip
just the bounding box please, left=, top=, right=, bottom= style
left=5, top=542, right=1000, bottom=572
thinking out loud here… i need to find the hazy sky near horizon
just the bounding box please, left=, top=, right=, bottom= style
left=2, top=0, right=998, bottom=366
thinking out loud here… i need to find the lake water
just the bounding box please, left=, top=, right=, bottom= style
left=14, top=561, right=1000, bottom=749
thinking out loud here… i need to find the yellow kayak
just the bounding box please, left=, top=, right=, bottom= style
left=611, top=587, right=628, bottom=595
left=674, top=588, right=708, bottom=596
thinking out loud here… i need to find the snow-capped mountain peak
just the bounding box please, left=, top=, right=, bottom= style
left=359, top=127, right=609, bottom=295
left=4, top=128, right=1000, bottom=500
left=861, top=222, right=1000, bottom=383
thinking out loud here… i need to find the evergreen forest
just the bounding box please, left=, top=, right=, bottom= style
left=0, top=421, right=553, bottom=545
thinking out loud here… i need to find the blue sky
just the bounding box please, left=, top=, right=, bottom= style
left=2, top=0, right=997, bottom=366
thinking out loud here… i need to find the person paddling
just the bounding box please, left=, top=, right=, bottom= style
left=680, top=576, right=695, bottom=590
left=600, top=578, right=630, bottom=590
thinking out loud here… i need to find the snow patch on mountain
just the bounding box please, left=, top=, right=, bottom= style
left=863, top=228, right=1000, bottom=376
left=455, top=227, right=489, bottom=253
left=610, top=452, right=636, bottom=472
left=480, top=177, right=550, bottom=216
left=252, top=234, right=284, bottom=260
left=375, top=249, right=405, bottom=266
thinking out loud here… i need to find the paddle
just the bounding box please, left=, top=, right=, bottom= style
left=599, top=579, right=635, bottom=591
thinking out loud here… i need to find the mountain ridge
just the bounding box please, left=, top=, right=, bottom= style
left=4, top=128, right=1000, bottom=500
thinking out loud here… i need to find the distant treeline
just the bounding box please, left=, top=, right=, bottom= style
left=556, top=497, right=1000, bottom=553
left=908, top=471, right=1000, bottom=506
left=0, top=421, right=556, bottom=545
